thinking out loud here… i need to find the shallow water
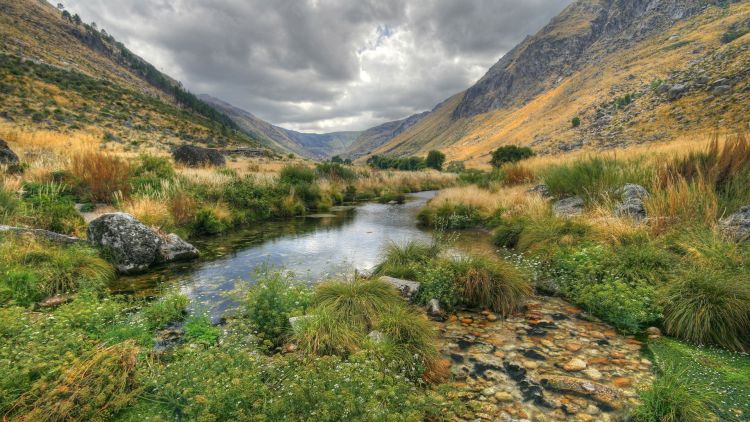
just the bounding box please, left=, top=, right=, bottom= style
left=114, top=191, right=451, bottom=317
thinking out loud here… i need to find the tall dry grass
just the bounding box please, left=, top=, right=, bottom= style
left=69, top=151, right=131, bottom=203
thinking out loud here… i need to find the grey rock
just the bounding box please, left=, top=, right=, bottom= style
left=614, top=183, right=650, bottom=220
left=553, top=196, right=584, bottom=217
left=667, top=84, right=688, bottom=101
left=367, top=330, right=385, bottom=343
left=719, top=205, right=750, bottom=242
left=427, top=298, right=443, bottom=317
left=87, top=213, right=162, bottom=274
left=711, top=85, right=731, bottom=96
left=528, top=184, right=551, bottom=198
left=172, top=145, right=226, bottom=167
left=0, top=139, right=19, bottom=164
left=379, top=276, right=420, bottom=300
left=0, top=225, right=82, bottom=245
left=158, top=233, right=200, bottom=262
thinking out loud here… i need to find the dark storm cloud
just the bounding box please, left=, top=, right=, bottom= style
left=60, top=0, right=573, bottom=131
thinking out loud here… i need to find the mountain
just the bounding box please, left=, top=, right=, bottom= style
left=199, top=94, right=361, bottom=160
left=0, top=0, right=261, bottom=150
left=342, top=111, right=430, bottom=160
left=369, top=0, right=750, bottom=167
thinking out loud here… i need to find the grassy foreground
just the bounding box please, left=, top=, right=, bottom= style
left=418, top=134, right=750, bottom=420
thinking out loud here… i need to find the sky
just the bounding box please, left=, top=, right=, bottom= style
left=61, top=0, right=573, bottom=132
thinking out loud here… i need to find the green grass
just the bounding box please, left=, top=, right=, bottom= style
left=450, top=256, right=531, bottom=316
left=312, top=278, right=403, bottom=332
left=141, top=292, right=189, bottom=330
left=631, top=366, right=714, bottom=422
left=648, top=338, right=750, bottom=420
left=540, top=156, right=652, bottom=202
left=373, top=241, right=442, bottom=280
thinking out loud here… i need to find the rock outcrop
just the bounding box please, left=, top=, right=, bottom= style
left=87, top=213, right=198, bottom=274
left=553, top=196, right=584, bottom=217
left=614, top=183, right=650, bottom=220
left=719, top=205, right=750, bottom=242
left=172, top=145, right=226, bottom=167
left=0, top=139, right=19, bottom=164
left=0, top=225, right=82, bottom=245
left=379, top=276, right=420, bottom=301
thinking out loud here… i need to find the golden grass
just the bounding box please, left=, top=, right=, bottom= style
left=427, top=184, right=549, bottom=218
left=69, top=151, right=131, bottom=203
left=122, top=197, right=174, bottom=230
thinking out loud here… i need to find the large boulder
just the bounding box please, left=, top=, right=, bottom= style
left=172, top=145, right=226, bottom=167
left=614, top=183, right=650, bottom=220
left=88, top=213, right=162, bottom=274
left=88, top=213, right=199, bottom=274
left=0, top=139, right=19, bottom=164
left=719, top=205, right=750, bottom=242
left=157, top=233, right=200, bottom=262
left=553, top=196, right=584, bottom=217
left=667, top=84, right=688, bottom=101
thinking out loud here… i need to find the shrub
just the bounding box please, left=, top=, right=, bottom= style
left=245, top=271, right=311, bottom=351
left=141, top=292, right=188, bottom=330
left=577, top=280, right=661, bottom=333
left=279, top=165, right=316, bottom=185
left=293, top=307, right=362, bottom=356
left=571, top=116, right=581, bottom=128
left=631, top=368, right=713, bottom=422
left=312, top=279, right=402, bottom=332
left=10, top=341, right=140, bottom=422
left=19, top=181, right=85, bottom=235
left=0, top=238, right=113, bottom=306
left=414, top=260, right=462, bottom=311
left=373, top=241, right=441, bottom=280
left=315, top=162, right=357, bottom=182
left=374, top=305, right=440, bottom=381
left=69, top=151, right=131, bottom=203
left=130, top=154, right=175, bottom=194
left=450, top=256, right=531, bottom=316
left=662, top=267, right=750, bottom=352
left=490, top=145, right=534, bottom=168
left=541, top=156, right=651, bottom=202
left=191, top=205, right=231, bottom=236
left=184, top=315, right=221, bottom=346
left=426, top=150, right=446, bottom=171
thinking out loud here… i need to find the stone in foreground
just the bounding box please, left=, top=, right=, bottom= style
left=719, top=205, right=750, bottom=242
left=379, top=276, right=420, bottom=300
left=614, top=183, right=650, bottom=220
left=88, top=213, right=199, bottom=274
left=553, top=196, right=584, bottom=217
left=0, top=225, right=82, bottom=245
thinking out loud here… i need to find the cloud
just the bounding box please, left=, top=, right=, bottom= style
left=61, top=0, right=573, bottom=132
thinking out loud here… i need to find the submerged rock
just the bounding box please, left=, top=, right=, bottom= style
left=379, top=276, right=420, bottom=300
left=553, top=196, right=584, bottom=217
left=172, top=144, right=226, bottom=167
left=88, top=213, right=198, bottom=274
left=540, top=376, right=623, bottom=410
left=719, top=205, right=750, bottom=242
left=0, top=139, right=19, bottom=164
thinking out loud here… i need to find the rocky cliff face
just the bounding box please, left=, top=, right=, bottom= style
left=453, top=0, right=718, bottom=119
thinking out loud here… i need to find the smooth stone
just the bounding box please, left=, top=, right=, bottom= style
left=563, top=358, right=587, bottom=372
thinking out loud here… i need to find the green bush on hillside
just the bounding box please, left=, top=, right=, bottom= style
left=490, top=145, right=534, bottom=168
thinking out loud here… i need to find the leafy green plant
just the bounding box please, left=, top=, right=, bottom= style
left=184, top=314, right=221, bottom=346
left=245, top=270, right=311, bottom=351
left=141, top=292, right=188, bottom=330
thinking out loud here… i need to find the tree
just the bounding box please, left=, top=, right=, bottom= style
left=572, top=116, right=581, bottom=128
left=72, top=14, right=82, bottom=25
left=56, top=3, right=64, bottom=10
left=330, top=155, right=344, bottom=164
left=425, top=150, right=446, bottom=171
left=61, top=10, right=71, bottom=21
left=490, top=145, right=534, bottom=168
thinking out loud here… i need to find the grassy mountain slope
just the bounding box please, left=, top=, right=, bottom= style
left=200, top=94, right=360, bottom=159
left=0, top=0, right=260, bottom=151
left=370, top=0, right=750, bottom=167
left=341, top=111, right=430, bottom=160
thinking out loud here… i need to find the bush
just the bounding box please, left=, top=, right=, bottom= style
left=279, top=165, right=316, bottom=185
left=373, top=241, right=441, bottom=280
left=490, top=145, right=534, bottom=168
left=245, top=270, right=311, bottom=351
left=374, top=305, right=440, bottom=381
left=184, top=315, right=221, bottom=346
left=130, top=154, right=175, bottom=194
left=571, top=116, right=581, bottom=128
left=662, top=267, right=750, bottom=352
left=541, top=156, right=651, bottom=202
left=312, top=279, right=402, bottom=332
left=68, top=151, right=131, bottom=203
left=293, top=307, right=362, bottom=356
left=0, top=238, right=113, bottom=306
left=315, top=162, right=357, bottom=182
left=19, top=181, right=85, bottom=235
left=141, top=292, right=188, bottom=330
left=426, top=150, right=446, bottom=171
left=10, top=341, right=140, bottom=422
left=414, top=260, right=462, bottom=311
left=631, top=368, right=713, bottom=422
left=191, top=206, right=230, bottom=236
left=450, top=256, right=531, bottom=316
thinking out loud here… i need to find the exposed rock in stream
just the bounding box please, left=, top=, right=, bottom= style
left=434, top=297, right=652, bottom=421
